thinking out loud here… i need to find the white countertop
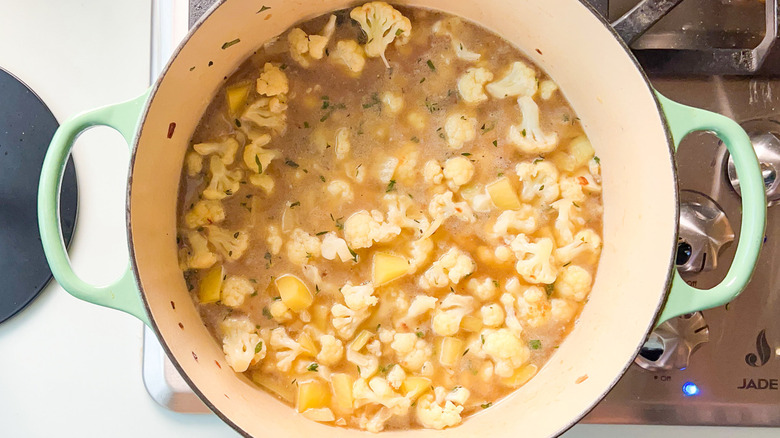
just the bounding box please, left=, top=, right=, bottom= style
left=0, top=1, right=776, bottom=436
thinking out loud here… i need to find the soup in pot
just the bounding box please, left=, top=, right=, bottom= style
left=177, top=2, right=603, bottom=432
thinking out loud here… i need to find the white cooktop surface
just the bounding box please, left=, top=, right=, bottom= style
left=0, top=1, right=776, bottom=436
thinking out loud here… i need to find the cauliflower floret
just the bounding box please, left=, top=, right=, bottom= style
left=332, top=39, right=367, bottom=74
left=220, top=315, right=265, bottom=372
left=350, top=2, right=411, bottom=68
left=556, top=265, right=592, bottom=302
left=202, top=156, right=242, bottom=200
left=377, top=156, right=399, bottom=184
left=551, top=198, right=584, bottom=245
left=446, top=386, right=471, bottom=405
left=384, top=193, right=430, bottom=236
left=285, top=228, right=321, bottom=265
left=499, top=291, right=524, bottom=337
left=220, top=275, right=254, bottom=307
left=353, top=376, right=411, bottom=415
left=574, top=168, right=602, bottom=194
left=341, top=282, right=378, bottom=311
left=288, top=14, right=337, bottom=68
left=386, top=364, right=406, bottom=389
left=443, top=156, right=475, bottom=190
left=381, top=91, right=404, bottom=114
left=539, top=79, right=558, bottom=100
left=491, top=205, right=540, bottom=240
left=431, top=293, right=474, bottom=336
left=390, top=333, right=432, bottom=371
left=185, top=151, right=202, bottom=176
left=269, top=299, right=293, bottom=322
left=242, top=133, right=281, bottom=176
left=334, top=128, right=351, bottom=161
left=400, top=295, right=438, bottom=326
left=327, top=179, right=354, bottom=202
left=508, top=96, right=558, bottom=154
left=184, top=199, right=225, bottom=229
left=266, top=225, right=283, bottom=255
left=422, top=191, right=475, bottom=239
left=510, top=234, right=558, bottom=284
left=348, top=348, right=380, bottom=379
left=551, top=298, right=578, bottom=323
left=394, top=148, right=419, bottom=185
left=457, top=67, right=494, bottom=104
left=256, top=62, right=288, bottom=96
left=432, top=18, right=481, bottom=62
left=193, top=137, right=239, bottom=166
left=408, top=237, right=434, bottom=273
left=420, top=247, right=476, bottom=290
left=518, top=286, right=551, bottom=328
left=481, top=328, right=530, bottom=378
left=466, top=277, right=499, bottom=301
left=344, top=210, right=401, bottom=249
left=241, top=96, right=287, bottom=135
left=358, top=407, right=394, bottom=433
left=486, top=60, right=538, bottom=99
left=470, top=191, right=493, bottom=213
left=321, top=232, right=353, bottom=262
left=481, top=303, right=505, bottom=327
left=444, top=113, right=477, bottom=150
left=317, top=334, right=344, bottom=366
left=332, top=304, right=371, bottom=339
left=423, top=160, right=444, bottom=185
left=415, top=392, right=464, bottom=430
left=560, top=176, right=587, bottom=202
left=589, top=157, right=602, bottom=184
left=269, top=327, right=306, bottom=372
left=182, top=231, right=217, bottom=270
left=206, top=225, right=249, bottom=261
left=554, top=229, right=602, bottom=265
left=516, top=160, right=560, bottom=204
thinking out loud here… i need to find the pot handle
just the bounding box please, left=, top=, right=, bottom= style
left=655, top=92, right=766, bottom=324
left=38, top=91, right=151, bottom=326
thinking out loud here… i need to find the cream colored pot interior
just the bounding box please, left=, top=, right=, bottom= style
left=129, top=0, right=677, bottom=436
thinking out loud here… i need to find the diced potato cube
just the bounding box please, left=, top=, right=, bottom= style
left=401, top=377, right=432, bottom=401
left=251, top=371, right=295, bottom=403
left=296, top=379, right=331, bottom=413
left=500, top=363, right=539, bottom=387
left=275, top=275, right=313, bottom=311
left=311, top=304, right=330, bottom=332
left=330, top=373, right=355, bottom=413
left=197, top=264, right=224, bottom=304
left=350, top=330, right=373, bottom=352
left=226, top=82, right=252, bottom=115
left=298, top=332, right=318, bottom=357
left=486, top=177, right=522, bottom=210
left=438, top=337, right=464, bottom=367
left=460, top=315, right=483, bottom=333
left=372, top=253, right=409, bottom=286
left=549, top=136, right=594, bottom=173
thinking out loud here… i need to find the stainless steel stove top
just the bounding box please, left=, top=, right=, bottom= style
left=143, top=0, right=780, bottom=425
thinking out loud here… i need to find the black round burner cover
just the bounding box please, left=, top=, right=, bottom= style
left=0, top=68, right=78, bottom=323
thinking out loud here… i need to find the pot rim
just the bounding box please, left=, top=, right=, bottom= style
left=125, top=0, right=680, bottom=436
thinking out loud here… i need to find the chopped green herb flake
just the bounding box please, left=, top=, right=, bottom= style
left=348, top=246, right=358, bottom=262
left=593, top=156, right=601, bottom=164
left=415, top=331, right=425, bottom=338
left=285, top=159, right=299, bottom=168
left=521, top=129, right=527, bottom=137
left=319, top=175, right=326, bottom=183
left=545, top=283, right=555, bottom=296
left=256, top=5, right=271, bottom=13
left=290, top=201, right=301, bottom=208
left=493, top=280, right=500, bottom=288
left=529, top=339, right=542, bottom=350
left=255, top=155, right=263, bottom=174
left=426, top=60, right=436, bottom=71
left=386, top=180, right=397, bottom=193
left=481, top=334, right=485, bottom=344
left=572, top=201, right=580, bottom=208
left=307, top=363, right=319, bottom=372
left=395, top=28, right=404, bottom=36
left=462, top=348, right=470, bottom=356
left=481, top=402, right=492, bottom=409
left=316, top=231, right=328, bottom=236
left=362, top=92, right=381, bottom=109
left=221, top=38, right=240, bottom=50
left=492, top=140, right=498, bottom=147
left=272, top=296, right=281, bottom=301
left=410, top=136, right=419, bottom=143
left=254, top=341, right=264, bottom=354
left=419, top=77, right=426, bottom=83
left=262, top=307, right=272, bottom=319
left=279, top=64, right=287, bottom=70
left=234, top=119, right=241, bottom=127
left=533, top=157, right=544, bottom=164
left=303, top=121, right=309, bottom=128
left=461, top=152, right=471, bottom=156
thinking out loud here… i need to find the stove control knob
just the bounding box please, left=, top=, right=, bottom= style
left=676, top=190, right=734, bottom=273
left=635, top=312, right=709, bottom=371
left=727, top=130, right=780, bottom=206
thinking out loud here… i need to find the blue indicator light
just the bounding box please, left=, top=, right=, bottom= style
left=682, top=382, right=700, bottom=396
